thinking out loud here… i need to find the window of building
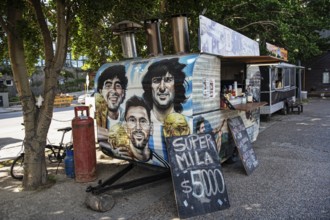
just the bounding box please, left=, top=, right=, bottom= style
left=5, top=80, right=13, bottom=86
left=322, top=72, right=329, bottom=84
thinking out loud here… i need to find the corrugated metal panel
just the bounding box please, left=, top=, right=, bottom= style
left=192, top=54, right=221, bottom=114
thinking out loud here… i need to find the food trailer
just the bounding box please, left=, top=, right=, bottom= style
left=87, top=15, right=290, bottom=216
left=92, top=15, right=285, bottom=169
left=259, top=63, right=304, bottom=117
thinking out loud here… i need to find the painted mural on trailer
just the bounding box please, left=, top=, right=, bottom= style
left=94, top=15, right=265, bottom=168
left=95, top=55, right=192, bottom=167
left=94, top=53, right=233, bottom=167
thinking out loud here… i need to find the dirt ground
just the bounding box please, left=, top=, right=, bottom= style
left=1, top=98, right=330, bottom=220
left=0, top=149, right=177, bottom=220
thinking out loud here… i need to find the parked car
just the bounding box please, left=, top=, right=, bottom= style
left=77, top=91, right=94, bottom=104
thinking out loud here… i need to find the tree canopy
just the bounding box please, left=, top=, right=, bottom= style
left=65, top=0, right=330, bottom=66
left=1, top=0, right=330, bottom=72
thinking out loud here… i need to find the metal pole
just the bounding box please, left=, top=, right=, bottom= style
left=297, top=60, right=302, bottom=102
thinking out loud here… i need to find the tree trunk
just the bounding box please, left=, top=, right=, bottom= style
left=4, top=0, right=56, bottom=190
left=21, top=68, right=57, bottom=190
left=2, top=0, right=70, bottom=190
left=23, top=140, right=48, bottom=188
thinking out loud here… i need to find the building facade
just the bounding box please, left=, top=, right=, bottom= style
left=304, top=50, right=330, bottom=96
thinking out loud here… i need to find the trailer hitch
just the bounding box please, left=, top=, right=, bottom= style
left=86, top=163, right=171, bottom=195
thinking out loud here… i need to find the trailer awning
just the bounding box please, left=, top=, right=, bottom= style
left=220, top=55, right=285, bottom=64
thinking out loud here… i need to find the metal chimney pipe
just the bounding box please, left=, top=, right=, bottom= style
left=144, top=19, right=163, bottom=56
left=171, top=14, right=190, bottom=54
left=112, top=20, right=142, bottom=58
left=119, top=33, right=138, bottom=58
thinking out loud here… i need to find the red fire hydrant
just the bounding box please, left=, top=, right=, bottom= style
left=72, top=106, right=97, bottom=182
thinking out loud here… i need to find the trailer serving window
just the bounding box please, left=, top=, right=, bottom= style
left=290, top=68, right=296, bottom=86
left=284, top=68, right=290, bottom=88
left=275, top=67, right=296, bottom=89
left=275, top=68, right=283, bottom=89
left=221, top=62, right=246, bottom=94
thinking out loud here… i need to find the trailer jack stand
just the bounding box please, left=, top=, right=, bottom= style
left=86, top=163, right=171, bottom=195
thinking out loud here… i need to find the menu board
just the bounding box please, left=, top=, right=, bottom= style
left=227, top=116, right=259, bottom=175
left=166, top=133, right=230, bottom=219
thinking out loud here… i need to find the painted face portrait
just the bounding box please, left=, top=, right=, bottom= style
left=163, top=112, right=190, bottom=138
left=142, top=58, right=187, bottom=116
left=101, top=76, right=125, bottom=112
left=151, top=72, right=175, bottom=110
left=197, top=122, right=206, bottom=134
left=125, top=106, right=152, bottom=150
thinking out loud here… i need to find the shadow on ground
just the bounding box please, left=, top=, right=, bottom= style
left=0, top=138, right=22, bottom=149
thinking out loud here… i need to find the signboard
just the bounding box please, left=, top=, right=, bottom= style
left=199, top=15, right=260, bottom=56
left=166, top=133, right=230, bottom=219
left=227, top=116, right=259, bottom=175
left=266, top=42, right=288, bottom=61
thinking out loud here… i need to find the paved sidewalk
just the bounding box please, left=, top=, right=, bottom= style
left=0, top=90, right=86, bottom=114
left=0, top=105, right=22, bottom=114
